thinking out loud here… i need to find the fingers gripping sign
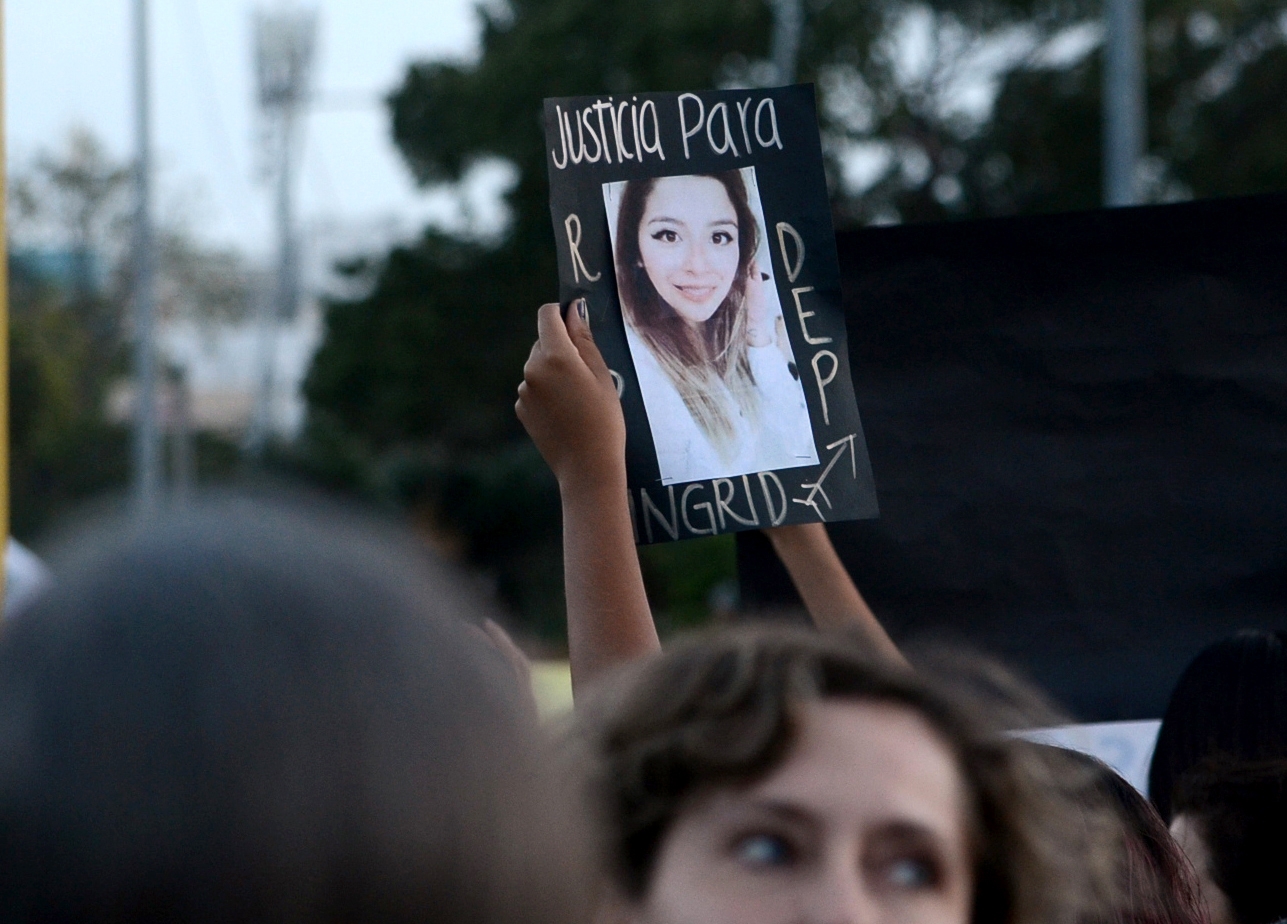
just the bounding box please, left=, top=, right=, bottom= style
left=516, top=300, right=627, bottom=489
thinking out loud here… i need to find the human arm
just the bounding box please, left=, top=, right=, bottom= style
left=515, top=301, right=659, bottom=693
left=765, top=522, right=906, bottom=665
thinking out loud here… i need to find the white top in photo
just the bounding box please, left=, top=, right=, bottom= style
left=626, top=325, right=818, bottom=485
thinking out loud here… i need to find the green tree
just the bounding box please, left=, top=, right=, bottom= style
left=894, top=2, right=1287, bottom=217
left=8, top=130, right=254, bottom=539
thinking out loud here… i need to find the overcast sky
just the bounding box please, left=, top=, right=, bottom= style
left=6, top=0, right=482, bottom=256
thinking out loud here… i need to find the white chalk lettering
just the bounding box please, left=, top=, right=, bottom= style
left=592, top=100, right=614, bottom=164
left=612, top=100, right=633, bottom=161
left=791, top=287, right=831, bottom=345
left=630, top=98, right=643, bottom=162
left=740, top=475, right=759, bottom=521
left=736, top=98, right=754, bottom=154
left=639, top=486, right=679, bottom=542
left=678, top=93, right=705, bottom=159
left=562, top=108, right=586, bottom=164
left=681, top=484, right=717, bottom=535
left=755, top=97, right=783, bottom=150
left=564, top=214, right=601, bottom=283
left=559, top=94, right=780, bottom=168
left=713, top=478, right=760, bottom=530
left=758, top=471, right=789, bottom=525
left=705, top=102, right=739, bottom=157
left=551, top=105, right=570, bottom=169
left=793, top=435, right=858, bottom=519
left=811, top=349, right=839, bottom=426
left=775, top=222, right=806, bottom=283
left=638, top=100, right=665, bottom=160
left=580, top=107, right=603, bottom=163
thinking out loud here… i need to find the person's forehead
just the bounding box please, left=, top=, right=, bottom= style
left=645, top=176, right=736, bottom=213
left=745, top=700, right=966, bottom=830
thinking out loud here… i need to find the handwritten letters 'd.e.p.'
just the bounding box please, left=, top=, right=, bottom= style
left=543, top=85, right=878, bottom=544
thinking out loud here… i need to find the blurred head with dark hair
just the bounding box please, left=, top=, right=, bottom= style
left=1148, top=630, right=1287, bottom=823
left=0, top=495, right=589, bottom=924
left=1171, top=758, right=1287, bottom=924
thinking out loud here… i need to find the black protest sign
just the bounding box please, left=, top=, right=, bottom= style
left=543, top=85, right=877, bottom=544
left=738, top=192, right=1287, bottom=719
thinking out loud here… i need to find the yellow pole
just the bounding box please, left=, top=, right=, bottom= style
left=0, top=0, right=9, bottom=607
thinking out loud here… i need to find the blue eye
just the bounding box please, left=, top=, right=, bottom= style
left=885, top=858, right=934, bottom=889
left=734, top=833, right=794, bottom=868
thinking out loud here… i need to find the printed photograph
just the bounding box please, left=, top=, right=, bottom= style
left=603, top=167, right=819, bottom=485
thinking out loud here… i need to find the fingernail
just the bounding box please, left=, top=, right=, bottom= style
left=576, top=298, right=587, bottom=321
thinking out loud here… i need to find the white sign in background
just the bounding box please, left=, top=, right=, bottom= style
left=1022, top=719, right=1162, bottom=795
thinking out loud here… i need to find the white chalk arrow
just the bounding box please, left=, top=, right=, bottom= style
left=792, top=434, right=858, bottom=520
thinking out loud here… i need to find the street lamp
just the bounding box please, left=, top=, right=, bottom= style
left=248, top=5, right=317, bottom=455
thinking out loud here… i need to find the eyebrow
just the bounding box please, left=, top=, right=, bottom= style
left=870, top=820, right=947, bottom=844
left=645, top=217, right=738, bottom=226
left=732, top=799, right=821, bottom=831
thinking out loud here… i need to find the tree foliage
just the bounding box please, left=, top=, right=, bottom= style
left=8, top=131, right=253, bottom=539
left=302, top=0, right=1287, bottom=635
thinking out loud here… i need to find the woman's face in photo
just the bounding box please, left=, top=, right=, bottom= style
left=637, top=175, right=741, bottom=327
left=623, top=700, right=974, bottom=924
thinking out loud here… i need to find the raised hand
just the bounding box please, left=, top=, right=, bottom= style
left=516, top=299, right=626, bottom=490
left=515, top=300, right=658, bottom=691
left=744, top=262, right=775, bottom=348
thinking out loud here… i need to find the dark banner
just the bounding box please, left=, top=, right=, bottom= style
left=543, top=85, right=877, bottom=543
left=739, top=194, right=1287, bottom=720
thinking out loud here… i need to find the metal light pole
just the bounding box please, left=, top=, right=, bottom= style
left=769, top=0, right=803, bottom=85
left=1103, top=0, right=1145, bottom=206
left=132, top=0, right=161, bottom=511
left=1, top=0, right=10, bottom=589
left=247, top=6, right=316, bottom=456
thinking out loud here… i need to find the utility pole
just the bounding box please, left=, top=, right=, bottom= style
left=769, top=0, right=803, bottom=85
left=1, top=0, right=10, bottom=589
left=248, top=5, right=316, bottom=456
left=132, top=0, right=161, bottom=511
left=1103, top=0, right=1145, bottom=206
left=170, top=368, right=194, bottom=504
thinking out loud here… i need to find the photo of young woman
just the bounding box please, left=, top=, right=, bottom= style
left=604, top=168, right=818, bottom=486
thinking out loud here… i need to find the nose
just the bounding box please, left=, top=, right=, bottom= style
left=679, top=237, right=714, bottom=276
left=803, top=861, right=877, bottom=924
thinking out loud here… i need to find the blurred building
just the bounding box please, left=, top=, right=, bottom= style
left=142, top=216, right=408, bottom=441
left=9, top=247, right=107, bottom=295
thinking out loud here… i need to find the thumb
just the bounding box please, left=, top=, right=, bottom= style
left=566, top=297, right=614, bottom=388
